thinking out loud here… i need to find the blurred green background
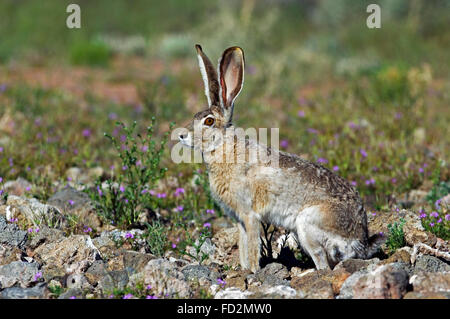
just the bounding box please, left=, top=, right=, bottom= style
left=0, top=0, right=449, bottom=76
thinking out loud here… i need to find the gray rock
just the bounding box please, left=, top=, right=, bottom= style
left=122, top=250, right=156, bottom=273
left=0, top=283, right=48, bottom=299
left=414, top=255, right=450, bottom=274
left=0, top=261, right=40, bottom=288
left=27, top=225, right=65, bottom=250
left=5, top=195, right=66, bottom=229
left=3, top=178, right=33, bottom=197
left=0, top=244, right=22, bottom=266
left=214, top=287, right=254, bottom=299
left=33, top=234, right=102, bottom=275
left=339, top=263, right=409, bottom=299
left=254, top=263, right=289, bottom=286
left=410, top=271, right=450, bottom=294
left=251, top=285, right=300, bottom=299
left=334, top=258, right=380, bottom=274
left=66, top=273, right=92, bottom=290
left=181, top=264, right=218, bottom=282
left=86, top=260, right=108, bottom=276
left=337, top=269, right=367, bottom=299
left=99, top=270, right=129, bottom=292
left=47, top=186, right=102, bottom=229
left=128, top=258, right=191, bottom=298
left=0, top=215, right=27, bottom=249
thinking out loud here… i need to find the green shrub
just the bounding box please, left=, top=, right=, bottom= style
left=70, top=39, right=111, bottom=67
left=88, top=118, right=173, bottom=228
left=142, top=220, right=168, bottom=257
left=385, top=218, right=406, bottom=253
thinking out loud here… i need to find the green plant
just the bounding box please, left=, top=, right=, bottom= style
left=48, top=284, right=64, bottom=298
left=426, top=181, right=450, bottom=205
left=142, top=220, right=168, bottom=256
left=70, top=39, right=111, bottom=67
left=88, top=118, right=173, bottom=228
left=385, top=218, right=406, bottom=253
left=177, top=225, right=212, bottom=265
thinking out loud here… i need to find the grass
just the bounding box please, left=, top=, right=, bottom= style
left=0, top=0, right=449, bottom=271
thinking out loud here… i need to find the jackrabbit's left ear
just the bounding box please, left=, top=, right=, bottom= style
left=218, top=46, right=245, bottom=121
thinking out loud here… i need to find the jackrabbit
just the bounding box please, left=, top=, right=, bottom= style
left=179, top=44, right=383, bottom=272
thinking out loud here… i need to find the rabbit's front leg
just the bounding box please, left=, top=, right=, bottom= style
left=240, top=213, right=261, bottom=273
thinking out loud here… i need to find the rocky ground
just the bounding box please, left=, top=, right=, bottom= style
left=0, top=178, right=449, bottom=299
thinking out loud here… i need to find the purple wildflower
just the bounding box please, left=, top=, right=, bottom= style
left=68, top=200, right=75, bottom=206
left=317, top=157, right=328, bottom=164
left=34, top=272, right=42, bottom=281
left=206, top=209, right=215, bottom=215
left=280, top=140, right=289, bottom=149
left=82, top=129, right=91, bottom=137
left=174, top=187, right=185, bottom=197
left=434, top=199, right=441, bottom=210
left=125, top=232, right=134, bottom=239
left=333, top=166, right=339, bottom=172
left=83, top=226, right=92, bottom=233
left=297, top=110, right=305, bottom=118
left=123, top=294, right=134, bottom=299
left=203, top=222, right=211, bottom=228
left=217, top=278, right=226, bottom=288
left=360, top=149, right=368, bottom=158
left=430, top=211, right=439, bottom=218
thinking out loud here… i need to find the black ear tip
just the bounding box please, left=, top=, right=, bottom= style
left=195, top=44, right=203, bottom=52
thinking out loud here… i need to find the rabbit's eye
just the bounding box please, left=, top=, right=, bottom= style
left=204, top=117, right=215, bottom=126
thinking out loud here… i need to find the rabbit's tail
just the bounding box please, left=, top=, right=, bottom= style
left=366, top=233, right=386, bottom=258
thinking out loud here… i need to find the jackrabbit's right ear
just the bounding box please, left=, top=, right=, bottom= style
left=218, top=46, right=245, bottom=122
left=195, top=44, right=220, bottom=107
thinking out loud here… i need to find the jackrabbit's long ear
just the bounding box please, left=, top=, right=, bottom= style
left=195, top=44, right=220, bottom=107
left=218, top=46, right=245, bottom=121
